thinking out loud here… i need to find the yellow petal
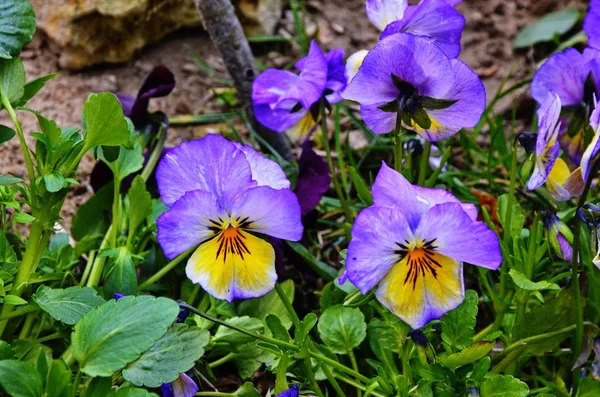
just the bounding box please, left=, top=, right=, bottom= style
left=288, top=112, right=318, bottom=139
left=186, top=228, right=276, bottom=301
left=376, top=249, right=463, bottom=329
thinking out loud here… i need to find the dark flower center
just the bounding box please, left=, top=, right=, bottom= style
left=378, top=74, right=457, bottom=130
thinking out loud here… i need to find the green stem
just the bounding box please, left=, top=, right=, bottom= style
left=393, top=111, right=404, bottom=173
left=320, top=99, right=353, bottom=225
left=274, top=284, right=324, bottom=397
left=72, top=370, right=82, bottom=397
left=289, top=0, right=308, bottom=54
left=425, top=145, right=451, bottom=187
left=111, top=177, right=122, bottom=246
left=141, top=124, right=167, bottom=182
left=322, top=365, right=347, bottom=397
left=35, top=331, right=65, bottom=344
left=138, top=245, right=198, bottom=290
left=334, top=104, right=349, bottom=197
left=208, top=352, right=237, bottom=369
left=79, top=251, right=96, bottom=287
left=18, top=312, right=36, bottom=339
left=348, top=349, right=362, bottom=397
left=473, top=323, right=494, bottom=342
left=1, top=91, right=37, bottom=213
left=417, top=141, right=432, bottom=185
left=333, top=374, right=385, bottom=397
left=0, top=304, right=38, bottom=321
left=86, top=225, right=112, bottom=288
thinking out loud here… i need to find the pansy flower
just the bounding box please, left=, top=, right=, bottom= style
left=347, top=0, right=464, bottom=81
left=252, top=41, right=346, bottom=138
left=275, top=385, right=300, bottom=397
left=585, top=0, right=600, bottom=51
left=161, top=373, right=198, bottom=397
left=531, top=48, right=600, bottom=161
left=157, top=135, right=303, bottom=301
left=543, top=212, right=573, bottom=262
left=343, top=33, right=485, bottom=141
left=579, top=204, right=600, bottom=270
left=345, top=163, right=501, bottom=329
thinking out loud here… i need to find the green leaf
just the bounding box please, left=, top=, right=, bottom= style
left=12, top=211, right=34, bottom=223
left=72, top=295, right=179, bottom=377
left=580, top=377, right=600, bottom=397
left=100, top=247, right=138, bottom=297
left=498, top=194, right=525, bottom=239
left=45, top=360, right=73, bottom=397
left=123, top=323, right=209, bottom=387
left=112, top=387, right=159, bottom=397
left=0, top=174, right=22, bottom=185
left=237, top=280, right=295, bottom=329
left=0, top=360, right=43, bottom=397
left=0, top=57, right=24, bottom=103
left=513, top=8, right=580, bottom=49
left=71, top=183, right=113, bottom=241
left=480, top=375, right=529, bottom=397
left=234, top=382, right=261, bottom=397
left=82, top=93, right=130, bottom=149
left=348, top=166, right=373, bottom=206
left=232, top=343, right=265, bottom=379
left=317, top=304, right=366, bottom=354
left=0, top=0, right=35, bottom=59
left=99, top=144, right=144, bottom=182
left=214, top=316, right=264, bottom=346
left=441, top=290, right=478, bottom=353
left=437, top=341, right=494, bottom=370
left=0, top=124, right=14, bottom=144
left=127, top=176, right=151, bottom=237
left=0, top=230, right=16, bottom=264
left=3, top=294, right=26, bottom=305
left=508, top=269, right=560, bottom=291
left=43, top=173, right=66, bottom=193
left=33, top=285, right=106, bottom=325
left=15, top=73, right=58, bottom=107
left=0, top=341, right=14, bottom=360
left=368, top=319, right=401, bottom=373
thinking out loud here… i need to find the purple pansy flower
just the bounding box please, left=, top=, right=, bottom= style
left=581, top=97, right=600, bottom=182
left=345, top=163, right=501, bottom=329
left=252, top=41, right=346, bottom=138
left=116, top=65, right=176, bottom=131
left=161, top=373, right=198, bottom=397
left=585, top=0, right=600, bottom=51
left=156, top=135, right=303, bottom=301
left=543, top=212, right=573, bottom=262
left=343, top=33, right=485, bottom=141
left=347, top=0, right=464, bottom=82
left=527, top=91, right=562, bottom=190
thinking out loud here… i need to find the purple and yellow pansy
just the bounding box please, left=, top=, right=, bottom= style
left=156, top=135, right=303, bottom=301
left=345, top=163, right=501, bottom=329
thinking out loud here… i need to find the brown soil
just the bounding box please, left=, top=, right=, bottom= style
left=0, top=0, right=590, bottom=231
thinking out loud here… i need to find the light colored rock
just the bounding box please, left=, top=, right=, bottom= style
left=30, top=0, right=283, bottom=70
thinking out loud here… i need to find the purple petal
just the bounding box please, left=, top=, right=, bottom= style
left=531, top=48, right=587, bottom=106
left=325, top=48, right=348, bottom=104
left=295, top=141, right=331, bottom=216
left=535, top=91, right=562, bottom=156
left=528, top=142, right=559, bottom=190
left=346, top=205, right=415, bottom=293
left=232, top=143, right=291, bottom=190
left=585, top=0, right=600, bottom=50
left=276, top=385, right=300, bottom=397
left=372, top=162, right=474, bottom=230
left=284, top=40, right=327, bottom=109
left=157, top=189, right=225, bottom=259
left=230, top=186, right=303, bottom=241
left=156, top=135, right=254, bottom=208
left=342, top=33, right=453, bottom=105
left=360, top=103, right=397, bottom=134
left=366, top=0, right=408, bottom=30
left=415, top=202, right=502, bottom=269
left=128, top=66, right=175, bottom=126
left=381, top=0, right=465, bottom=58
left=171, top=373, right=199, bottom=397
left=581, top=99, right=600, bottom=182
left=557, top=232, right=573, bottom=262
left=425, top=58, right=486, bottom=138
left=115, top=94, right=136, bottom=117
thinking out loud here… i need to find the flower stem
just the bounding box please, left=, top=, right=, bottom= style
left=348, top=349, right=362, bottom=397
left=138, top=245, right=198, bottom=290
left=417, top=141, right=432, bottom=185
left=85, top=225, right=112, bottom=288
left=393, top=111, right=404, bottom=173
left=320, top=100, right=353, bottom=225
left=274, top=283, right=324, bottom=397
left=289, top=0, right=308, bottom=55
left=0, top=91, right=37, bottom=213
left=141, top=123, right=167, bottom=182
left=208, top=352, right=237, bottom=368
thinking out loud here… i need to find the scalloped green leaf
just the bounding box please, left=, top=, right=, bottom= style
left=122, top=324, right=209, bottom=387
left=317, top=304, right=366, bottom=354
left=33, top=285, right=106, bottom=325
left=72, top=295, right=179, bottom=377
left=513, top=8, right=580, bottom=49
left=481, top=375, right=529, bottom=397
left=0, top=0, right=35, bottom=59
